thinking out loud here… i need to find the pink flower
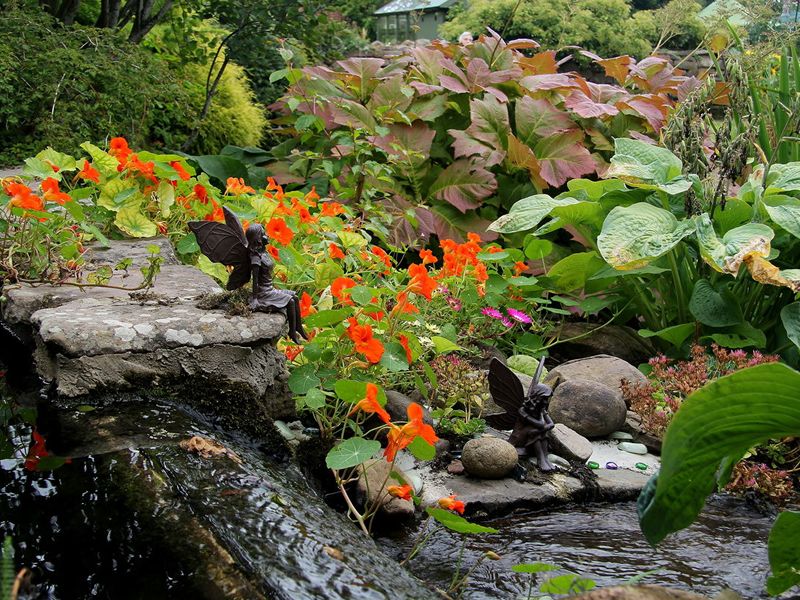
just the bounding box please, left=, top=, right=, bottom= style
left=507, top=308, right=532, bottom=324
left=481, top=307, right=504, bottom=320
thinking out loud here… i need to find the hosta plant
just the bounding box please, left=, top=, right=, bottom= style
left=490, top=138, right=800, bottom=358
left=267, top=32, right=698, bottom=244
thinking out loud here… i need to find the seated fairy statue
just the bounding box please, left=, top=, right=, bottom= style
left=189, top=206, right=308, bottom=343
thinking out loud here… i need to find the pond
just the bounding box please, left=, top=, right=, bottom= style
left=379, top=498, right=776, bottom=599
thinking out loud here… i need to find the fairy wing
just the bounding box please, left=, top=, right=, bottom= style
left=188, top=206, right=248, bottom=267
left=485, top=358, right=524, bottom=430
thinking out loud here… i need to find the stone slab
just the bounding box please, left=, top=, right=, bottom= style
left=32, top=297, right=284, bottom=357
left=595, top=468, right=652, bottom=499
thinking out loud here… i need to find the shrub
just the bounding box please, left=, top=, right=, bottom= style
left=0, top=8, right=189, bottom=166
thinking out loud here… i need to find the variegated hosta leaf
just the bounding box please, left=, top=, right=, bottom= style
left=488, top=194, right=581, bottom=233
left=764, top=162, right=800, bottom=195
left=743, top=255, right=800, bottom=293
left=763, top=196, right=800, bottom=239
left=694, top=215, right=773, bottom=274
left=597, top=203, right=695, bottom=270
left=604, top=138, right=691, bottom=195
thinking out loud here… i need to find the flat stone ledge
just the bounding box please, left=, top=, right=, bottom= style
left=32, top=297, right=285, bottom=357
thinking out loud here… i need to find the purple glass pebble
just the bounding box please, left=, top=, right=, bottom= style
left=605, top=461, right=618, bottom=470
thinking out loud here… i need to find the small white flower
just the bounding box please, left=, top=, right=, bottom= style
left=419, top=336, right=434, bottom=349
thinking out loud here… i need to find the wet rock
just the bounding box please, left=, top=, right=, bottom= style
left=618, top=442, right=648, bottom=455
left=357, top=459, right=415, bottom=520
left=547, top=454, right=570, bottom=469
left=551, top=323, right=656, bottom=365
left=461, top=437, right=518, bottom=479
left=545, top=354, right=648, bottom=406
left=385, top=390, right=433, bottom=426
left=447, top=459, right=465, bottom=475
left=623, top=410, right=663, bottom=455
left=548, top=423, right=593, bottom=462
left=573, top=584, right=710, bottom=599
left=549, top=379, right=627, bottom=438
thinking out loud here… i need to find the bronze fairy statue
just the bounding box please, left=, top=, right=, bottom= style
left=189, top=206, right=308, bottom=343
left=486, top=357, right=555, bottom=472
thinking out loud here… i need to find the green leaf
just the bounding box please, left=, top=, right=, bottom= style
left=639, top=323, right=695, bottom=348
left=507, top=355, right=541, bottom=377
left=425, top=507, right=498, bottom=534
left=765, top=163, right=800, bottom=195
left=511, top=562, right=560, bottom=574
left=488, top=194, right=580, bottom=234
left=408, top=436, right=435, bottom=460
left=598, top=203, right=695, bottom=270
left=114, top=206, right=157, bottom=238
left=380, top=342, right=409, bottom=372
left=781, top=302, right=800, bottom=351
left=337, top=230, right=367, bottom=249
left=23, top=157, right=58, bottom=180
left=157, top=180, right=175, bottom=217
left=196, top=255, right=228, bottom=285
left=80, top=142, right=118, bottom=177
left=288, top=363, right=321, bottom=394
left=304, top=308, right=352, bottom=328
left=326, top=437, right=381, bottom=470
left=98, top=178, right=140, bottom=211
left=638, top=363, right=800, bottom=545
left=688, top=280, right=742, bottom=327
left=605, top=138, right=691, bottom=194
left=177, top=233, right=200, bottom=255
left=314, top=262, right=344, bottom=288
left=190, top=154, right=248, bottom=185
left=36, top=147, right=77, bottom=172
left=429, top=159, right=497, bottom=213
left=763, top=196, right=800, bottom=239
left=350, top=286, right=374, bottom=305
left=545, top=251, right=604, bottom=292
left=524, top=238, right=553, bottom=260
left=695, top=215, right=773, bottom=274
left=767, top=511, right=800, bottom=595
left=539, top=574, right=596, bottom=595
left=431, top=336, right=462, bottom=354
left=303, top=388, right=327, bottom=410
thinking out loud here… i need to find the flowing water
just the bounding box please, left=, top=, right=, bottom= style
left=380, top=498, right=777, bottom=599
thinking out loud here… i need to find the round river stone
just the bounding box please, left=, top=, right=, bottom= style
left=549, top=378, right=627, bottom=438
left=461, top=437, right=519, bottom=479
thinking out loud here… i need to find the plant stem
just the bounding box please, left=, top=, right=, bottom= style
left=449, top=536, right=467, bottom=592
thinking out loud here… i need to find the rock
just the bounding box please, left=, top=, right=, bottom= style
left=549, top=379, right=627, bottom=438
left=385, top=390, right=433, bottom=426
left=548, top=423, right=593, bottom=462
left=547, top=454, right=570, bottom=469
left=618, top=442, right=648, bottom=455
left=623, top=411, right=662, bottom=455
left=357, top=459, right=415, bottom=520
left=545, top=355, right=648, bottom=407
left=573, top=584, right=709, bottom=599
left=461, top=437, right=518, bottom=479
left=610, top=431, right=634, bottom=441
left=551, top=323, right=656, bottom=365
left=434, top=438, right=451, bottom=459
left=447, top=460, right=465, bottom=475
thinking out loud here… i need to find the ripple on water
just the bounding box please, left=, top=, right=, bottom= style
left=381, top=498, right=775, bottom=600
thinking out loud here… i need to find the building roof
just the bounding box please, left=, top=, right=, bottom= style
left=374, top=0, right=456, bottom=16
left=698, top=0, right=750, bottom=27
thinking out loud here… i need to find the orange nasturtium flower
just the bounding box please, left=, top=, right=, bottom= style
left=284, top=345, right=303, bottom=361
left=204, top=200, right=224, bottom=222
left=299, top=292, right=315, bottom=318
left=346, top=318, right=384, bottom=364
left=304, top=186, right=320, bottom=206
left=266, top=217, right=294, bottom=246
left=170, top=161, right=191, bottom=181
left=371, top=246, right=392, bottom=272
left=225, top=177, right=255, bottom=195
left=392, top=291, right=419, bottom=315
left=41, top=178, right=71, bottom=205
left=398, top=334, right=413, bottom=364
left=5, top=182, right=44, bottom=212
left=349, top=382, right=390, bottom=423
left=193, top=183, right=209, bottom=204
left=407, top=263, right=437, bottom=300
left=329, top=243, right=345, bottom=260
left=109, top=137, right=132, bottom=166
left=419, top=249, right=437, bottom=264
left=266, top=244, right=280, bottom=261
left=384, top=402, right=438, bottom=462
left=331, top=277, right=357, bottom=305
left=320, top=202, right=345, bottom=217
left=513, top=261, right=528, bottom=276
left=387, top=484, right=413, bottom=501
left=78, top=160, right=100, bottom=183
left=438, top=494, right=466, bottom=515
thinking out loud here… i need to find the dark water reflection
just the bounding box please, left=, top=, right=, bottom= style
left=380, top=497, right=776, bottom=599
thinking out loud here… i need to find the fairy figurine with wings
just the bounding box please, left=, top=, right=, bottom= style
left=486, top=357, right=556, bottom=472
left=189, top=206, right=308, bottom=344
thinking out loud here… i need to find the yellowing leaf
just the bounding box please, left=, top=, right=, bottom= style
left=744, top=255, right=800, bottom=292
left=179, top=435, right=242, bottom=464
left=114, top=206, right=157, bottom=238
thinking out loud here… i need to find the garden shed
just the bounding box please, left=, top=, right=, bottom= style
left=374, top=0, right=457, bottom=43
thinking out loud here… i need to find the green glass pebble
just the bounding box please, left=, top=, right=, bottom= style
left=587, top=461, right=600, bottom=469
left=635, top=462, right=648, bottom=470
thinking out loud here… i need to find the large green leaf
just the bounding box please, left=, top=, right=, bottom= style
left=604, top=138, right=691, bottom=195
left=545, top=251, right=605, bottom=292
left=429, top=160, right=497, bottom=213
left=768, top=511, right=800, bottom=595
left=288, top=363, right=321, bottom=395
left=763, top=195, right=800, bottom=239
left=695, top=215, right=773, bottom=274
left=765, top=163, right=800, bottom=195
left=190, top=154, right=249, bottom=185
left=326, top=437, right=381, bottom=470
left=638, top=363, right=800, bottom=545
left=114, top=206, right=157, bottom=238
left=36, top=147, right=77, bottom=172
left=597, top=203, right=695, bottom=270
left=781, top=301, right=800, bottom=351
left=638, top=323, right=695, bottom=348
left=80, top=142, right=119, bottom=177
left=488, top=194, right=580, bottom=234
left=425, top=508, right=498, bottom=534
left=688, top=280, right=742, bottom=327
